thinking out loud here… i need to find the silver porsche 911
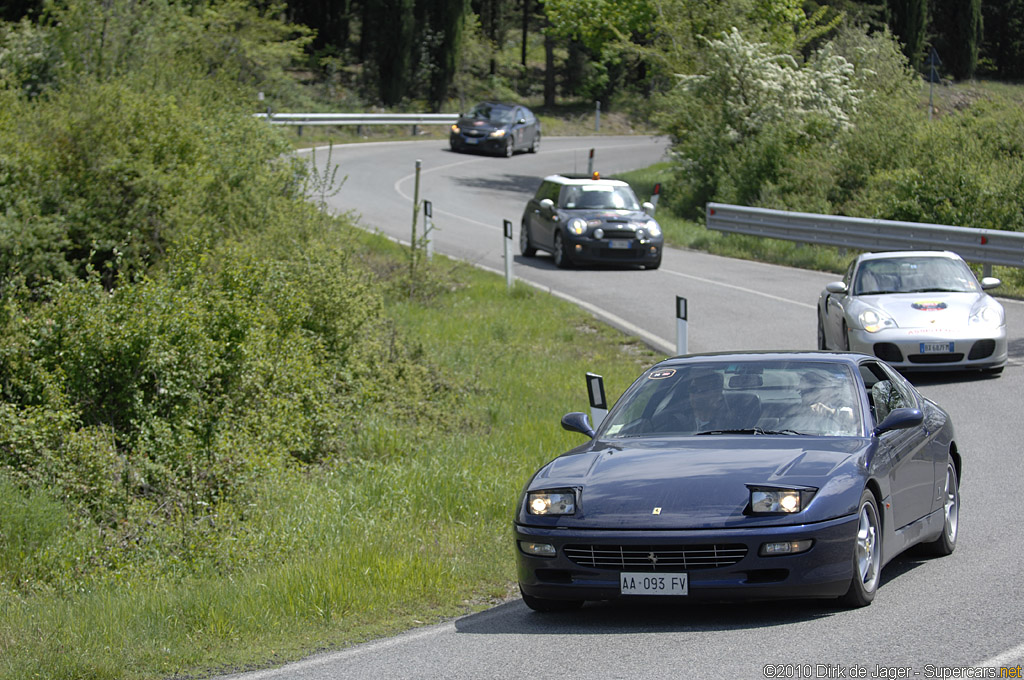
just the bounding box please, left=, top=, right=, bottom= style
left=817, top=250, right=1007, bottom=374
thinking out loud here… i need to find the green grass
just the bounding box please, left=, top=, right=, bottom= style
left=0, top=231, right=662, bottom=680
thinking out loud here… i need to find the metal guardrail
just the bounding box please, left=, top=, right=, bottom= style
left=253, top=112, right=459, bottom=127
left=706, top=202, right=1024, bottom=271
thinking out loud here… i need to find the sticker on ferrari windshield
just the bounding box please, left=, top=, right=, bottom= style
left=648, top=369, right=676, bottom=380
left=912, top=301, right=947, bottom=311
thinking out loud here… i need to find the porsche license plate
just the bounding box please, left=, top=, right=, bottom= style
left=620, top=572, right=688, bottom=596
left=608, top=239, right=631, bottom=249
left=920, top=342, right=954, bottom=353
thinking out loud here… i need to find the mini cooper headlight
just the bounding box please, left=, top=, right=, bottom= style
left=527, top=490, right=576, bottom=515
left=647, top=220, right=662, bottom=237
left=568, top=218, right=587, bottom=235
left=858, top=308, right=897, bottom=333
left=749, top=486, right=816, bottom=514
left=488, top=129, right=506, bottom=138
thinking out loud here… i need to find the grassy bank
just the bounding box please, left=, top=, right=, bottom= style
left=0, top=227, right=661, bottom=680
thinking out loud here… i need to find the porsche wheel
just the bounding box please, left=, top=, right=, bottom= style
left=920, top=458, right=959, bottom=556
left=840, top=489, right=881, bottom=607
left=521, top=591, right=583, bottom=612
left=840, top=320, right=850, bottom=351
left=552, top=232, right=572, bottom=269
left=817, top=310, right=827, bottom=350
left=520, top=222, right=537, bottom=257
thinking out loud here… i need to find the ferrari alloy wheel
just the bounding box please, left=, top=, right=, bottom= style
left=922, top=457, right=959, bottom=556
left=520, top=222, right=536, bottom=257
left=817, top=310, right=827, bottom=350
left=552, top=232, right=572, bottom=269
left=504, top=138, right=514, bottom=158
left=841, top=489, right=881, bottom=607
left=520, top=590, right=584, bottom=612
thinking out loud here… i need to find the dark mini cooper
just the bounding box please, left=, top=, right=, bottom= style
left=516, top=351, right=961, bottom=611
left=520, top=174, right=663, bottom=269
left=449, top=102, right=540, bottom=157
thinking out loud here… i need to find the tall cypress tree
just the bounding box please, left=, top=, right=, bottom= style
left=981, top=0, right=1024, bottom=79
left=362, top=0, right=416, bottom=105
left=886, top=0, right=928, bottom=69
left=422, top=0, right=468, bottom=111
left=932, top=0, right=981, bottom=80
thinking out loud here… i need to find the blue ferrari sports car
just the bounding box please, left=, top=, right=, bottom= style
left=515, top=351, right=961, bottom=610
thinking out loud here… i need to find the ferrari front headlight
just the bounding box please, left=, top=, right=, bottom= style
left=969, top=302, right=1004, bottom=327
left=858, top=308, right=897, bottom=333
left=749, top=486, right=816, bottom=514
left=568, top=218, right=587, bottom=235
left=527, top=490, right=576, bottom=515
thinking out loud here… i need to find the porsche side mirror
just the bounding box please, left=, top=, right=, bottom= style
left=826, top=281, right=848, bottom=294
left=980, top=276, right=1002, bottom=290
left=561, top=412, right=595, bottom=438
left=873, top=408, right=923, bottom=436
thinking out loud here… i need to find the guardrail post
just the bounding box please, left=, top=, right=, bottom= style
left=676, top=296, right=688, bottom=356
left=411, top=160, right=421, bottom=273
left=586, top=372, right=607, bottom=429
left=424, top=200, right=434, bottom=261
left=503, top=220, right=515, bottom=290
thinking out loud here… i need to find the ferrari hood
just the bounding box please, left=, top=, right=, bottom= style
left=861, top=291, right=987, bottom=329
left=527, top=437, right=867, bottom=528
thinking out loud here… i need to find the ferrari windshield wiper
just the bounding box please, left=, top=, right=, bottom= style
left=695, top=428, right=804, bottom=436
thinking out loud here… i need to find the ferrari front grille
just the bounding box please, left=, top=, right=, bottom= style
left=564, top=544, right=747, bottom=571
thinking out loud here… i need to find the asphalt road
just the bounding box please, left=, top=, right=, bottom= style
left=222, top=136, right=1024, bottom=680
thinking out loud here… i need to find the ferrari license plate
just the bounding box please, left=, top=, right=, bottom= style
left=620, top=572, right=688, bottom=596
left=608, top=239, right=632, bottom=249
left=920, top=341, right=954, bottom=353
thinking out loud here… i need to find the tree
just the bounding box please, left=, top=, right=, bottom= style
left=885, top=0, right=927, bottom=69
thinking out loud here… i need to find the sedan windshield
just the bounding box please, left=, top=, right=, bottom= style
left=468, top=103, right=515, bottom=123
left=600, top=361, right=863, bottom=438
left=560, top=185, right=641, bottom=211
left=853, top=256, right=980, bottom=295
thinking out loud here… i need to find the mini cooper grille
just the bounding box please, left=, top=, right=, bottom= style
left=564, top=544, right=747, bottom=571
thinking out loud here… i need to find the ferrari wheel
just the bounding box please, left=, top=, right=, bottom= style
left=552, top=232, right=572, bottom=269
left=817, top=311, right=827, bottom=350
left=520, top=222, right=536, bottom=257
left=840, top=489, right=881, bottom=607
left=521, top=591, right=584, bottom=612
left=920, top=457, right=959, bottom=556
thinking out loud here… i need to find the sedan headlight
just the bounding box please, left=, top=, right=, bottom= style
left=969, top=302, right=1004, bottom=327
left=450, top=124, right=459, bottom=133
left=527, top=490, right=576, bottom=515
left=488, top=129, right=506, bottom=138
left=568, top=218, right=587, bottom=235
left=748, top=486, right=816, bottom=514
left=857, top=308, right=897, bottom=333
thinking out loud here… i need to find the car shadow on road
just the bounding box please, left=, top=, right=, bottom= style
left=449, top=172, right=544, bottom=195
left=454, top=553, right=932, bottom=636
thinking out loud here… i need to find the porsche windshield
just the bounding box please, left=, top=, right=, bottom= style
left=599, top=361, right=863, bottom=438
left=853, top=257, right=980, bottom=295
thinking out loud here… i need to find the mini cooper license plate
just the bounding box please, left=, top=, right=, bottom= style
left=608, top=239, right=631, bottom=249
left=920, top=341, right=954, bottom=353
left=620, top=572, right=688, bottom=596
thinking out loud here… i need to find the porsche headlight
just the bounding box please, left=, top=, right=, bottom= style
left=568, top=218, right=587, bottom=235
left=527, top=490, right=576, bottom=515
left=969, top=302, right=1004, bottom=327
left=858, top=308, right=897, bottom=333
left=488, top=129, right=506, bottom=138
left=749, top=487, right=816, bottom=514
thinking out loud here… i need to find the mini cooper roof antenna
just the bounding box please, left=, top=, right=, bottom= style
left=592, top=171, right=600, bottom=179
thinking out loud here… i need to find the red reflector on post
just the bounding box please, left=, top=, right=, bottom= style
left=980, top=236, right=988, bottom=244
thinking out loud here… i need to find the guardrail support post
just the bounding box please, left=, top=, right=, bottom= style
left=503, top=220, right=515, bottom=290
left=676, top=296, right=688, bottom=356
left=587, top=372, right=607, bottom=429
left=424, top=200, right=434, bottom=261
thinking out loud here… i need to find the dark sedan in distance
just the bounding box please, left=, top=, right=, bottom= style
left=515, top=351, right=961, bottom=611
left=449, top=102, right=540, bottom=157
left=520, top=173, right=663, bottom=269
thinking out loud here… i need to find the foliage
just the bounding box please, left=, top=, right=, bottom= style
left=0, top=18, right=61, bottom=97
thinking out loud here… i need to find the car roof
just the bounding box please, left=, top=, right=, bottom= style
left=856, top=250, right=962, bottom=262
left=542, top=174, right=630, bottom=188
left=655, top=350, right=872, bottom=370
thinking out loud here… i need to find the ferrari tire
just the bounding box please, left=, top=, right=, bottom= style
left=840, top=489, right=881, bottom=608
left=552, top=232, right=572, bottom=269
left=520, top=591, right=584, bottom=612
left=920, top=457, right=959, bottom=557
left=520, top=222, right=537, bottom=257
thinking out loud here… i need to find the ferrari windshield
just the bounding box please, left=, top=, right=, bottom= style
left=853, top=256, right=980, bottom=295
left=600, top=360, right=863, bottom=438
left=559, top=185, right=641, bottom=211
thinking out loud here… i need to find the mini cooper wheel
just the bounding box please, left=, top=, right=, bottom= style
left=920, top=457, right=959, bottom=556
left=520, top=222, right=537, bottom=257
left=552, top=232, right=572, bottom=269
left=841, top=489, right=881, bottom=607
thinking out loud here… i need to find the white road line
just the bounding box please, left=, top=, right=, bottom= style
left=979, top=641, right=1024, bottom=668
